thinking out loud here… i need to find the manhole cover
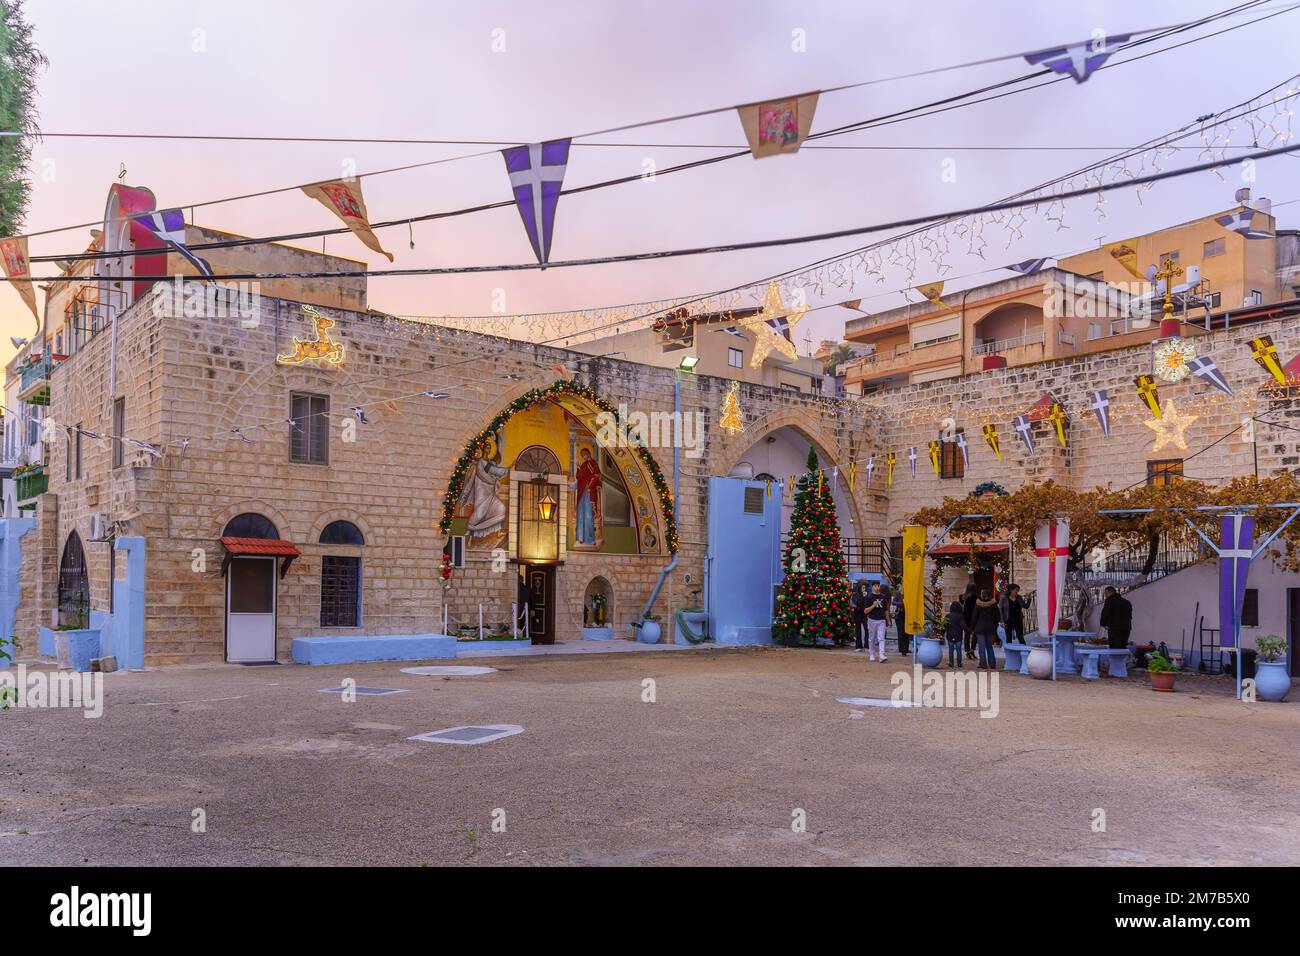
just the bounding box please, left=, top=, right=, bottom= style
left=408, top=724, right=524, bottom=745
left=318, top=687, right=410, bottom=696
left=400, top=666, right=497, bottom=677
left=835, top=696, right=917, bottom=709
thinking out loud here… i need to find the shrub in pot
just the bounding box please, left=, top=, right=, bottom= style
left=1252, top=634, right=1291, bottom=702
left=1147, top=651, right=1177, bottom=692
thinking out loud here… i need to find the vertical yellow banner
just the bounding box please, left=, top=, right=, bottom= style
left=902, top=525, right=927, bottom=636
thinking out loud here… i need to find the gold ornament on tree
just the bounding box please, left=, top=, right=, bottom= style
left=719, top=380, right=745, bottom=434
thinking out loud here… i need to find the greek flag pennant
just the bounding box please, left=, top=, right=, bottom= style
left=1090, top=390, right=1111, bottom=437
left=1215, top=210, right=1272, bottom=239
left=130, top=208, right=213, bottom=276
left=1024, top=33, right=1131, bottom=83
left=1014, top=415, right=1035, bottom=455
left=1188, top=355, right=1233, bottom=395
left=907, top=446, right=917, bottom=479
left=956, top=431, right=970, bottom=470
left=502, top=139, right=571, bottom=267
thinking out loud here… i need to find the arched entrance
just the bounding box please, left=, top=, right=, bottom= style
left=58, top=531, right=89, bottom=629
left=220, top=512, right=293, bottom=663
left=724, top=425, right=860, bottom=535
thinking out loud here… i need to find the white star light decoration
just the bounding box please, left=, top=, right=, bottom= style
left=1144, top=398, right=1198, bottom=453
left=1154, top=337, right=1197, bottom=383
left=739, top=282, right=807, bottom=368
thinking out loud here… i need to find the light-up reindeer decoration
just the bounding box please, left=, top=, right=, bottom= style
left=276, top=304, right=345, bottom=366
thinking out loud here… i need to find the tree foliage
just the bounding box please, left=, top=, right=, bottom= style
left=910, top=475, right=1300, bottom=572
left=0, top=0, right=46, bottom=238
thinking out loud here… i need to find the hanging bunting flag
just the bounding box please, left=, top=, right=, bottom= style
left=841, top=299, right=863, bottom=312
left=915, top=282, right=949, bottom=310
left=1104, top=239, right=1144, bottom=281
left=502, top=138, right=571, bottom=267
left=130, top=208, right=213, bottom=276
left=865, top=455, right=875, bottom=488
left=0, top=235, right=40, bottom=325
left=349, top=405, right=369, bottom=424
left=1047, top=402, right=1069, bottom=448
left=1135, top=374, right=1162, bottom=418
left=901, top=526, right=927, bottom=637
left=1090, top=390, right=1111, bottom=437
left=1023, top=393, right=1054, bottom=422
left=848, top=460, right=856, bottom=491
left=830, top=465, right=838, bottom=489
left=788, top=475, right=797, bottom=500
left=1024, top=34, right=1130, bottom=83
left=1249, top=335, right=1288, bottom=386
left=1218, top=514, right=1255, bottom=648
left=885, top=452, right=896, bottom=487
left=927, top=440, right=941, bottom=476
left=1188, top=355, right=1233, bottom=395
left=765, top=479, right=772, bottom=500
left=907, top=446, right=917, bottom=479
left=982, top=423, right=1002, bottom=460
left=1033, top=518, right=1071, bottom=640
left=1005, top=257, right=1049, bottom=275
left=1215, top=209, right=1272, bottom=239
left=736, top=92, right=820, bottom=159
left=817, top=469, right=824, bottom=492
left=1014, top=414, right=1036, bottom=455
left=956, top=431, right=970, bottom=471
left=301, top=179, right=395, bottom=262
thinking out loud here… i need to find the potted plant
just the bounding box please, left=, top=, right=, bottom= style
left=914, top=606, right=944, bottom=667
left=1147, top=651, right=1177, bottom=692
left=1252, top=635, right=1291, bottom=702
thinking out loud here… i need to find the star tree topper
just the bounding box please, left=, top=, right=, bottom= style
left=1143, top=398, right=1198, bottom=453
left=740, top=282, right=808, bottom=368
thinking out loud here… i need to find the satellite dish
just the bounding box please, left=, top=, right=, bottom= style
left=1145, top=264, right=1158, bottom=283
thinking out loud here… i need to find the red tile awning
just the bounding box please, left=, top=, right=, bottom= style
left=220, top=536, right=301, bottom=557
left=930, top=543, right=1008, bottom=555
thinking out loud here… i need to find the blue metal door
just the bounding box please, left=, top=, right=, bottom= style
left=706, top=477, right=782, bottom=645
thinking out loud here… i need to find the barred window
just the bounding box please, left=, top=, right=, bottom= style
left=320, top=556, right=361, bottom=627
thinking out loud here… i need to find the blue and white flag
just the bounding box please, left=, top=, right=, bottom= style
left=956, top=431, right=970, bottom=470
left=1090, top=390, right=1111, bottom=437
left=131, top=208, right=213, bottom=276
left=502, top=139, right=571, bottom=267
left=1024, top=34, right=1130, bottom=83
left=1188, top=355, right=1233, bottom=395
left=907, top=446, right=917, bottom=479
left=1014, top=414, right=1036, bottom=455
left=350, top=405, right=369, bottom=424
left=1215, top=210, right=1272, bottom=239
left=1006, top=257, right=1049, bottom=275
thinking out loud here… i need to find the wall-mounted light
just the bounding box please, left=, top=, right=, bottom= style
left=678, top=355, right=700, bottom=372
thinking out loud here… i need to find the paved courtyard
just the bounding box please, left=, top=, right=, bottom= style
left=3, top=646, right=1297, bottom=866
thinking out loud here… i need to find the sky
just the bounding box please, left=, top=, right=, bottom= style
left=5, top=0, right=1300, bottom=365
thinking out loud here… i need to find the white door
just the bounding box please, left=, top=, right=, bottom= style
left=226, top=557, right=277, bottom=662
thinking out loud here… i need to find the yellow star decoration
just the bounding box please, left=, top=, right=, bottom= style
left=1143, top=398, right=1198, bottom=453
left=740, top=282, right=807, bottom=368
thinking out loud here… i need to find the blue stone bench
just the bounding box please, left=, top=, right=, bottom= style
left=1076, top=647, right=1130, bottom=680
left=1002, top=641, right=1033, bottom=674
left=292, top=634, right=457, bottom=666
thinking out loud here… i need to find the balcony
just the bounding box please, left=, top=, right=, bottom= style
left=971, top=328, right=1046, bottom=356
left=16, top=355, right=61, bottom=406
left=16, top=468, right=48, bottom=502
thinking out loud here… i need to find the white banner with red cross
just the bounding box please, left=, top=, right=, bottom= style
left=1034, top=518, right=1070, bottom=638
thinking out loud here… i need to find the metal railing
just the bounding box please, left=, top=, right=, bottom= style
left=18, top=356, right=52, bottom=392
left=780, top=535, right=892, bottom=575
left=971, top=328, right=1045, bottom=356
left=1057, top=330, right=1077, bottom=347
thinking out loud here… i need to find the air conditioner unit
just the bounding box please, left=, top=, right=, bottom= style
left=88, top=512, right=111, bottom=542
left=449, top=535, right=467, bottom=568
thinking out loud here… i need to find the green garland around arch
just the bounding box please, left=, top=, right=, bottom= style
left=439, top=379, right=680, bottom=554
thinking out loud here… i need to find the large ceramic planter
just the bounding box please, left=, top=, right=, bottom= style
left=915, top=636, right=942, bottom=667
left=635, top=620, right=662, bottom=644
left=1027, top=646, right=1054, bottom=680
left=1151, top=671, right=1176, bottom=692
left=1254, top=660, right=1291, bottom=702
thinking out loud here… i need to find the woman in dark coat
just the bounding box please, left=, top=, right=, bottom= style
left=961, top=584, right=979, bottom=659
left=968, top=589, right=1001, bottom=669
left=945, top=599, right=965, bottom=667
left=851, top=581, right=870, bottom=651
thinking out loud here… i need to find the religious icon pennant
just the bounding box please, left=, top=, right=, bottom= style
left=1135, top=374, right=1161, bottom=418
left=982, top=423, right=1002, bottom=460
left=0, top=235, right=40, bottom=325
left=736, top=92, right=820, bottom=158
left=301, top=179, right=394, bottom=262
left=1249, top=335, right=1288, bottom=386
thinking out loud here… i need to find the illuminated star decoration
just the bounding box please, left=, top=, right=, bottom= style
left=1090, top=390, right=1111, bottom=437
left=1047, top=402, right=1069, bottom=448
left=982, top=423, right=1002, bottom=460
left=1024, top=33, right=1131, bottom=83
left=1249, top=335, right=1288, bottom=386
left=1154, top=337, right=1197, bottom=383
left=1143, top=398, right=1198, bottom=453
left=928, top=440, right=941, bottom=475
left=907, top=446, right=918, bottom=479
left=1188, top=355, right=1233, bottom=395
left=740, top=282, right=807, bottom=368
left=1014, top=415, right=1035, bottom=455
left=1135, top=374, right=1161, bottom=418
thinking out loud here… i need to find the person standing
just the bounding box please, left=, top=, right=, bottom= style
left=866, top=581, right=889, bottom=662
left=851, top=581, right=870, bottom=652
left=945, top=598, right=965, bottom=668
left=1099, top=586, right=1133, bottom=650
left=969, top=589, right=1001, bottom=669
left=961, top=584, right=979, bottom=659
left=999, top=584, right=1030, bottom=645
left=893, top=588, right=909, bottom=655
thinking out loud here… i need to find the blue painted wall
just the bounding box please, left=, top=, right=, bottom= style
left=90, top=536, right=146, bottom=670
left=0, top=518, right=35, bottom=667
left=707, top=477, right=781, bottom=645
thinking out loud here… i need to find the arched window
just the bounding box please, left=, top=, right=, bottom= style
left=319, top=521, right=362, bottom=627
left=319, top=521, right=364, bottom=546
left=514, top=445, right=562, bottom=474
left=58, top=531, right=89, bottom=629
left=223, top=513, right=279, bottom=539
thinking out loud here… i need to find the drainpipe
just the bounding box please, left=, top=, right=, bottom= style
left=639, top=377, right=681, bottom=623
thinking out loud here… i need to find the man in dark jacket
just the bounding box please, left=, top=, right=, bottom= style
left=999, top=584, right=1031, bottom=644
left=851, top=581, right=870, bottom=651
left=945, top=599, right=965, bottom=667
left=1099, top=586, right=1133, bottom=650
left=961, top=584, right=979, bottom=658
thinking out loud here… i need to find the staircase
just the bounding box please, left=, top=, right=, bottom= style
left=1062, top=532, right=1213, bottom=627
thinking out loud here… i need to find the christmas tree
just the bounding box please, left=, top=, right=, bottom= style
left=772, top=446, right=854, bottom=646
left=719, top=381, right=744, bottom=433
